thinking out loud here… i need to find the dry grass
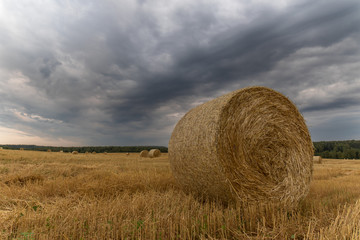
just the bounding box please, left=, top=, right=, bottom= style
left=1, top=150, right=360, bottom=239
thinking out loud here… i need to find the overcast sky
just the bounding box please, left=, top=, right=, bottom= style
left=0, top=0, right=359, bottom=146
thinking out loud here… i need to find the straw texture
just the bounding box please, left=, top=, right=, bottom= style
left=149, top=149, right=161, bottom=158
left=169, top=86, right=313, bottom=206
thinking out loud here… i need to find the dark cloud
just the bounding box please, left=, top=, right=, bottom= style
left=308, top=112, right=360, bottom=141
left=0, top=0, right=359, bottom=145
left=39, top=58, right=61, bottom=79
left=103, top=0, right=360, bottom=126
left=302, top=97, right=360, bottom=112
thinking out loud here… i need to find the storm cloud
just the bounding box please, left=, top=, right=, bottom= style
left=0, top=0, right=359, bottom=146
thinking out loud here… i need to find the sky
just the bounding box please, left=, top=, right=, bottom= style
left=0, top=0, right=359, bottom=146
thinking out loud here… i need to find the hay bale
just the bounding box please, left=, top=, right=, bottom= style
left=139, top=150, right=149, bottom=158
left=313, top=156, right=322, bottom=164
left=47, top=149, right=52, bottom=152
left=92, top=151, right=96, bottom=154
left=149, top=149, right=161, bottom=158
left=72, top=151, right=79, bottom=154
left=169, top=86, right=313, bottom=206
left=0, top=147, right=3, bottom=150
left=126, top=152, right=130, bottom=156
left=59, top=150, right=63, bottom=153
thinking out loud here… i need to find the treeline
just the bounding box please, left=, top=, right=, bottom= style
left=314, top=140, right=360, bottom=159
left=0, top=145, right=168, bottom=153
left=2, top=140, right=360, bottom=159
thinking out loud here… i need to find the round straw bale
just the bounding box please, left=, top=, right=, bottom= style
left=0, top=147, right=3, bottom=150
left=313, top=156, right=322, bottom=164
left=139, top=150, right=149, bottom=158
left=169, top=86, right=313, bottom=206
left=149, top=149, right=161, bottom=158
left=72, top=151, right=79, bottom=154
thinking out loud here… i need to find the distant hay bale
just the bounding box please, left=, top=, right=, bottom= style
left=85, top=151, right=89, bottom=154
left=169, top=86, right=313, bottom=206
left=59, top=150, right=63, bottom=153
left=149, top=149, right=161, bottom=158
left=0, top=147, right=3, bottom=150
left=126, top=152, right=130, bottom=155
left=92, top=151, right=96, bottom=154
left=72, top=151, right=79, bottom=154
left=47, top=149, right=51, bottom=152
left=139, top=150, right=149, bottom=158
left=104, top=152, right=107, bottom=155
left=313, top=156, right=322, bottom=164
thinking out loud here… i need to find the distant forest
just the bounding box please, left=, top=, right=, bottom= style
left=1, top=140, right=360, bottom=159
left=0, top=145, right=168, bottom=153
left=314, top=140, right=360, bottom=159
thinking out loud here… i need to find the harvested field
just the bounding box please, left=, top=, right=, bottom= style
left=1, top=149, right=360, bottom=239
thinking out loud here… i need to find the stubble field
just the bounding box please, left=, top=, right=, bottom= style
left=1, top=149, right=360, bottom=239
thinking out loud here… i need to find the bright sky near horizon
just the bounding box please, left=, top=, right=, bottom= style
left=0, top=0, right=359, bottom=146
